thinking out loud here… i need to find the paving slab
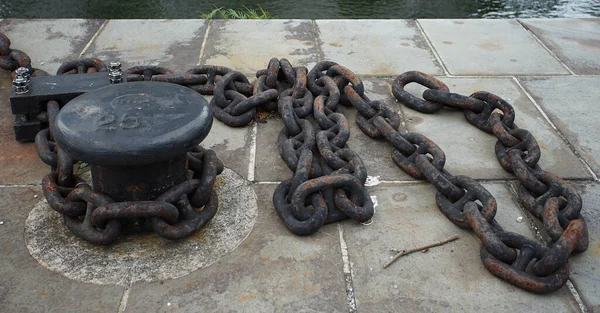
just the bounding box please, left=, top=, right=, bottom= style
left=0, top=72, right=48, bottom=185
left=315, top=20, right=443, bottom=75
left=521, top=18, right=600, bottom=75
left=254, top=116, right=288, bottom=182
left=343, top=183, right=579, bottom=312
left=201, top=96, right=254, bottom=180
left=254, top=77, right=413, bottom=182
left=201, top=20, right=318, bottom=75
left=401, top=77, right=590, bottom=180
left=83, top=20, right=206, bottom=71
left=0, top=186, right=123, bottom=312
left=124, top=184, right=348, bottom=313
left=418, top=19, right=569, bottom=75
left=519, top=76, right=600, bottom=177
left=0, top=19, right=105, bottom=74
left=570, top=183, right=600, bottom=313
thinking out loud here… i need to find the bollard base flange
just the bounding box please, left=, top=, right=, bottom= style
left=25, top=168, right=257, bottom=285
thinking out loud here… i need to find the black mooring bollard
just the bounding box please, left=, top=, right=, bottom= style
left=51, top=81, right=213, bottom=202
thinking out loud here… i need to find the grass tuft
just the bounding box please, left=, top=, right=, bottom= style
left=200, top=5, right=273, bottom=19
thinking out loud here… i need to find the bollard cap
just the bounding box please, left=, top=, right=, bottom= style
left=52, top=81, right=213, bottom=166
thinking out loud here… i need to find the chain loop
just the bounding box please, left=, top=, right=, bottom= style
left=393, top=70, right=588, bottom=293
left=57, top=58, right=107, bottom=74
left=391, top=71, right=449, bottom=113
left=480, top=231, right=569, bottom=294
left=464, top=91, right=516, bottom=133
left=391, top=132, right=446, bottom=179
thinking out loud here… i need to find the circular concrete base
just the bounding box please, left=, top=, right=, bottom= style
left=25, top=168, right=257, bottom=286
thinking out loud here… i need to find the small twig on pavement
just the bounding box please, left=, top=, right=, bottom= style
left=383, top=234, right=460, bottom=269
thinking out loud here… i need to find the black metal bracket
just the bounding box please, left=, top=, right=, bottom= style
left=9, top=72, right=111, bottom=141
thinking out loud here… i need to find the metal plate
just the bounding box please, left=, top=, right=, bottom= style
left=10, top=72, right=111, bottom=115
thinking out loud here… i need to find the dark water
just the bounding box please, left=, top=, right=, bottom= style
left=1, top=0, right=599, bottom=19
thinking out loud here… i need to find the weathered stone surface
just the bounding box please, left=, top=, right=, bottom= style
left=316, top=20, right=443, bottom=75
left=202, top=20, right=318, bottom=75
left=520, top=76, right=600, bottom=177
left=343, top=183, right=580, bottom=312
left=0, top=187, right=123, bottom=312
left=521, top=18, right=600, bottom=75
left=418, top=19, right=569, bottom=75
left=0, top=19, right=105, bottom=74
left=83, top=20, right=206, bottom=71
left=123, top=184, right=348, bottom=313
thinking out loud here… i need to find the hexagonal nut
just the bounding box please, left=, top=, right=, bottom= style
left=12, top=76, right=30, bottom=94
left=109, top=61, right=122, bottom=71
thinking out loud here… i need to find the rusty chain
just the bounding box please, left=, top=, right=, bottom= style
left=390, top=71, right=589, bottom=293
left=1, top=31, right=590, bottom=293
left=36, top=97, right=223, bottom=244
left=0, top=33, right=224, bottom=244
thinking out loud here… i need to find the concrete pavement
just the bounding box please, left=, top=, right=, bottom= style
left=0, top=18, right=599, bottom=313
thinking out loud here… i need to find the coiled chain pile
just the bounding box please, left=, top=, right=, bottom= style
left=0, top=31, right=589, bottom=293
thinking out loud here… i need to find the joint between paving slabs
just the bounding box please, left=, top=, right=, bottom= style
left=117, top=285, right=131, bottom=313
left=0, top=183, right=40, bottom=188
left=516, top=19, right=576, bottom=76
left=248, top=123, right=258, bottom=182
left=311, top=20, right=325, bottom=63
left=415, top=19, right=451, bottom=77
left=505, top=182, right=590, bottom=313
left=567, top=279, right=591, bottom=313
left=196, top=19, right=212, bottom=66
left=337, top=224, right=358, bottom=313
left=512, top=76, right=599, bottom=181
left=78, top=19, right=109, bottom=59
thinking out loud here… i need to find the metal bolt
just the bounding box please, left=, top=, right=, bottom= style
left=109, top=61, right=121, bottom=71
left=15, top=67, right=31, bottom=83
left=13, top=67, right=31, bottom=94
left=109, top=61, right=123, bottom=84
left=13, top=75, right=29, bottom=94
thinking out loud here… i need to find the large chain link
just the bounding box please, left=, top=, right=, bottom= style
left=390, top=71, right=588, bottom=293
